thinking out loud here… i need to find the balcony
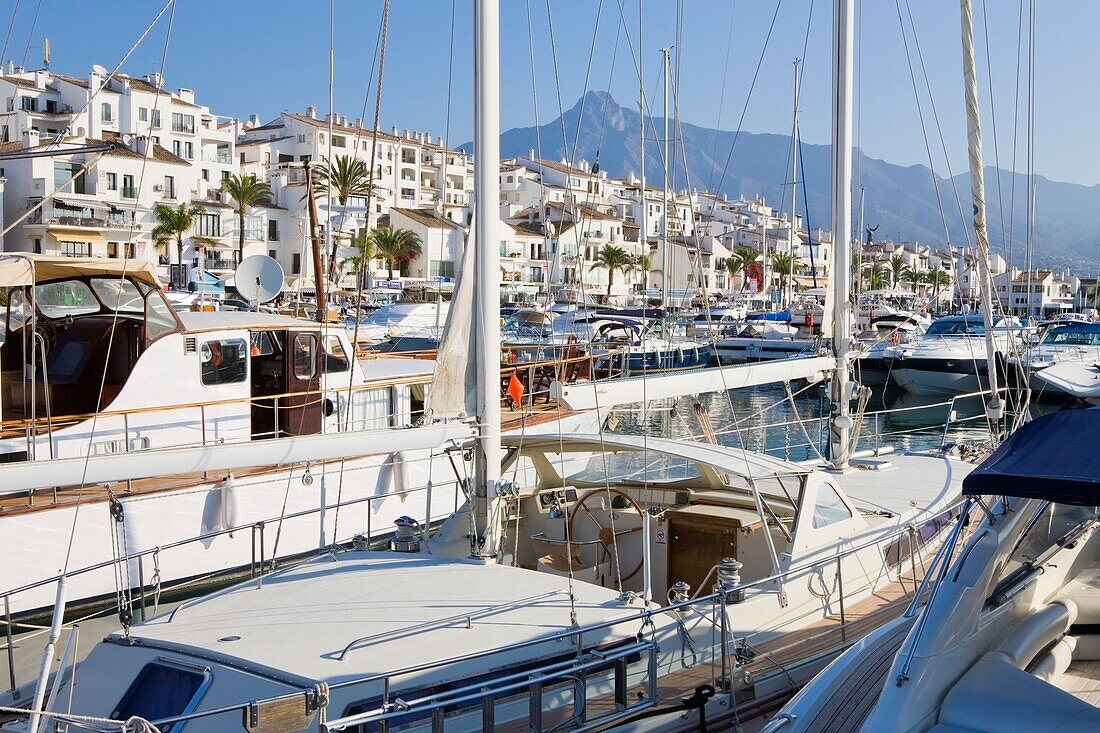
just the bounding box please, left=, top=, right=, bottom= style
left=121, top=186, right=137, bottom=199
left=202, top=152, right=232, bottom=164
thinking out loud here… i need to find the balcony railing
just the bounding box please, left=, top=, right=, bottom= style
left=201, top=152, right=232, bottom=164
left=122, top=186, right=137, bottom=199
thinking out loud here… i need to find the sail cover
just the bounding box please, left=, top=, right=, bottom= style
left=963, top=408, right=1100, bottom=505
left=424, top=221, right=477, bottom=420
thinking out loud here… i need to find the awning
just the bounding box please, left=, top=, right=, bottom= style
left=49, top=230, right=108, bottom=245
left=53, top=197, right=109, bottom=212
left=962, top=409, right=1100, bottom=505
left=0, top=252, right=160, bottom=289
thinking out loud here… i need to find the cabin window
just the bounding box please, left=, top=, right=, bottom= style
left=812, top=484, right=852, bottom=528
left=90, top=278, right=144, bottom=313
left=322, top=335, right=349, bottom=373
left=112, top=661, right=209, bottom=732
left=201, top=338, right=247, bottom=386
left=145, top=291, right=178, bottom=342
left=34, top=280, right=99, bottom=318
left=292, top=333, right=317, bottom=379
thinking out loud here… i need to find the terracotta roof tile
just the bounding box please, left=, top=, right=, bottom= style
left=390, top=207, right=462, bottom=230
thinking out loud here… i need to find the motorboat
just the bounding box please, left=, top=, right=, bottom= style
left=854, top=315, right=927, bottom=388
left=714, top=311, right=817, bottom=364
left=855, top=290, right=932, bottom=330
left=764, top=408, right=1100, bottom=732
left=1003, top=321, right=1100, bottom=396
left=349, top=301, right=449, bottom=352
left=885, top=314, right=1022, bottom=397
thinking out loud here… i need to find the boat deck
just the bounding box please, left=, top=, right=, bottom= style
left=1062, top=661, right=1100, bottom=706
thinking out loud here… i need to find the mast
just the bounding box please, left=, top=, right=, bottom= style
left=828, top=0, right=855, bottom=469
left=473, top=0, right=502, bottom=558
left=661, top=47, right=671, bottom=314
left=959, top=0, right=1004, bottom=421
left=787, top=58, right=801, bottom=310
left=638, top=21, right=647, bottom=304
left=324, top=0, right=335, bottom=289
left=305, top=161, right=328, bottom=322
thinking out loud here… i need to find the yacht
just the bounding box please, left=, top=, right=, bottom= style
left=854, top=315, right=927, bottom=388
left=349, top=300, right=448, bottom=352
left=5, top=432, right=969, bottom=732
left=1004, top=320, right=1100, bottom=396
left=885, top=314, right=1022, bottom=397
left=762, top=407, right=1100, bottom=732
left=855, top=291, right=931, bottom=330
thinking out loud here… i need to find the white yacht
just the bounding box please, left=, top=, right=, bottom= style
left=1004, top=321, right=1100, bottom=396
left=854, top=315, right=927, bottom=388
left=855, top=291, right=931, bottom=330
left=763, top=408, right=1100, bottom=733
left=349, top=300, right=448, bottom=351
left=885, top=314, right=1021, bottom=397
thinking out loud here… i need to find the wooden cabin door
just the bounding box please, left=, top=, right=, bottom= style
left=279, top=331, right=323, bottom=435
left=667, top=513, right=739, bottom=596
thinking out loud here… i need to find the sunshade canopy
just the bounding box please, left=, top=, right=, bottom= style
left=0, top=253, right=161, bottom=290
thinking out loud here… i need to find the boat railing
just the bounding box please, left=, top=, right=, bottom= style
left=70, top=503, right=962, bottom=733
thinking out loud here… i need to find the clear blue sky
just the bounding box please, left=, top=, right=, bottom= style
left=10, top=0, right=1097, bottom=185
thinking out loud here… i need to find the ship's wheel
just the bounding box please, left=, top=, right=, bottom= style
left=568, top=488, right=646, bottom=582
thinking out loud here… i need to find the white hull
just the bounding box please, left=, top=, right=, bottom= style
left=890, top=367, right=985, bottom=397
left=2, top=412, right=598, bottom=615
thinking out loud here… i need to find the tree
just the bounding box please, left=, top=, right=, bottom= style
left=220, top=173, right=273, bottom=264
left=589, top=244, right=632, bottom=296
left=862, top=262, right=890, bottom=290
left=722, top=255, right=744, bottom=293
left=341, top=233, right=377, bottom=291
left=770, top=252, right=794, bottom=294
left=888, top=254, right=907, bottom=289
left=634, top=252, right=654, bottom=293
left=151, top=202, right=205, bottom=289
left=371, top=226, right=422, bottom=280
left=927, top=267, right=952, bottom=301
left=901, top=267, right=929, bottom=292
left=312, top=154, right=374, bottom=279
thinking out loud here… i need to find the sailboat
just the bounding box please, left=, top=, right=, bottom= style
left=0, top=2, right=978, bottom=731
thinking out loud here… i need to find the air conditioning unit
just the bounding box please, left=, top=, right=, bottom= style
left=153, top=184, right=164, bottom=191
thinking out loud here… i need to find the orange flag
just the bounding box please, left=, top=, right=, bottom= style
left=507, top=373, right=525, bottom=409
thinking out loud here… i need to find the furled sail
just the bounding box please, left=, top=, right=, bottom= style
left=424, top=217, right=477, bottom=420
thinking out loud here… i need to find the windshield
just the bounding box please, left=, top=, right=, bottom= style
left=34, top=280, right=100, bottom=318
left=1042, top=326, right=1100, bottom=346
left=926, top=318, right=984, bottom=336
left=90, top=278, right=145, bottom=313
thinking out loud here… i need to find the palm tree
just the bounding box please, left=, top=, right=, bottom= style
left=888, top=254, right=907, bottom=289
left=220, top=173, right=273, bottom=264
left=862, top=263, right=890, bottom=290
left=722, top=255, right=744, bottom=293
left=634, top=252, right=653, bottom=293
left=312, top=154, right=374, bottom=279
left=589, top=244, right=632, bottom=296
left=927, top=267, right=952, bottom=302
left=151, top=202, right=205, bottom=289
left=770, top=252, right=794, bottom=294
left=341, top=233, right=377, bottom=291
left=371, top=226, right=422, bottom=280
left=901, top=267, right=929, bottom=292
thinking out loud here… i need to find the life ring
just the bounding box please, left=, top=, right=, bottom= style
left=890, top=331, right=900, bottom=346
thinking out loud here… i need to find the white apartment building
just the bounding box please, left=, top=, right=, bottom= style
left=995, top=269, right=1079, bottom=318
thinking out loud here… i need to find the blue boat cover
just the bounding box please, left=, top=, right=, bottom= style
left=746, top=310, right=792, bottom=322
left=962, top=408, right=1100, bottom=505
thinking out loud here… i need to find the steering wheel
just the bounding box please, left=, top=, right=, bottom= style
left=568, top=488, right=646, bottom=582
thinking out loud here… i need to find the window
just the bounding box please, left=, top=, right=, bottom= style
left=292, top=333, right=317, bottom=379
left=20, top=96, right=36, bottom=112
left=171, top=112, right=195, bottom=133
left=195, top=213, right=221, bottom=237
left=200, top=338, right=247, bottom=386
left=90, top=278, right=144, bottom=312
left=268, top=220, right=279, bottom=241
left=201, top=168, right=209, bottom=181
left=333, top=134, right=347, bottom=148
left=139, top=107, right=148, bottom=122
left=105, top=172, right=117, bottom=190
left=151, top=109, right=161, bottom=128
left=429, top=260, right=454, bottom=279
left=172, top=140, right=181, bottom=156
left=59, top=241, right=92, bottom=258
left=122, top=174, right=135, bottom=198
left=32, top=237, right=41, bottom=254
left=111, top=661, right=209, bottom=733
left=34, top=280, right=99, bottom=317
left=221, top=170, right=230, bottom=181
left=292, top=253, right=301, bottom=274
left=184, top=142, right=193, bottom=159
left=322, top=335, right=349, bottom=373
left=101, top=102, right=112, bottom=122
left=812, top=483, right=853, bottom=528
left=297, top=134, right=306, bottom=143
left=164, top=175, right=175, bottom=199
left=53, top=161, right=86, bottom=193
left=145, top=291, right=178, bottom=341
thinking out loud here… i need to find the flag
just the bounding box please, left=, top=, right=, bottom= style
left=507, top=373, right=525, bottom=409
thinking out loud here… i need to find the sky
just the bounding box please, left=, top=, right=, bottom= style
left=6, top=0, right=1098, bottom=185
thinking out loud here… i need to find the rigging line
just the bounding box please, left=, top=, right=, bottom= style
left=892, top=0, right=952, bottom=247
left=0, top=0, right=20, bottom=68
left=1007, top=0, right=1025, bottom=272
left=19, top=0, right=40, bottom=69
left=855, top=0, right=862, bottom=212
left=1026, top=0, right=1036, bottom=290
left=710, top=0, right=785, bottom=202
left=706, top=1, right=738, bottom=192
left=900, top=0, right=972, bottom=249
left=980, top=0, right=1008, bottom=262
left=62, top=0, right=178, bottom=577
left=41, top=0, right=175, bottom=153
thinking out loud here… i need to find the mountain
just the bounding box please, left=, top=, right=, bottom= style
left=471, top=91, right=1100, bottom=270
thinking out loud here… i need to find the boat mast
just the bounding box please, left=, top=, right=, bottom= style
left=959, top=0, right=1004, bottom=422
left=305, top=161, right=328, bottom=322
left=661, top=47, right=671, bottom=315
left=787, top=58, right=801, bottom=310
left=474, top=0, right=502, bottom=558
left=828, top=0, right=855, bottom=469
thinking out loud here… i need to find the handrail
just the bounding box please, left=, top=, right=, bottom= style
left=89, top=504, right=960, bottom=730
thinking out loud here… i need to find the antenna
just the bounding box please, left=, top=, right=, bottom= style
left=42, top=39, right=50, bottom=70
left=235, top=255, right=284, bottom=306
